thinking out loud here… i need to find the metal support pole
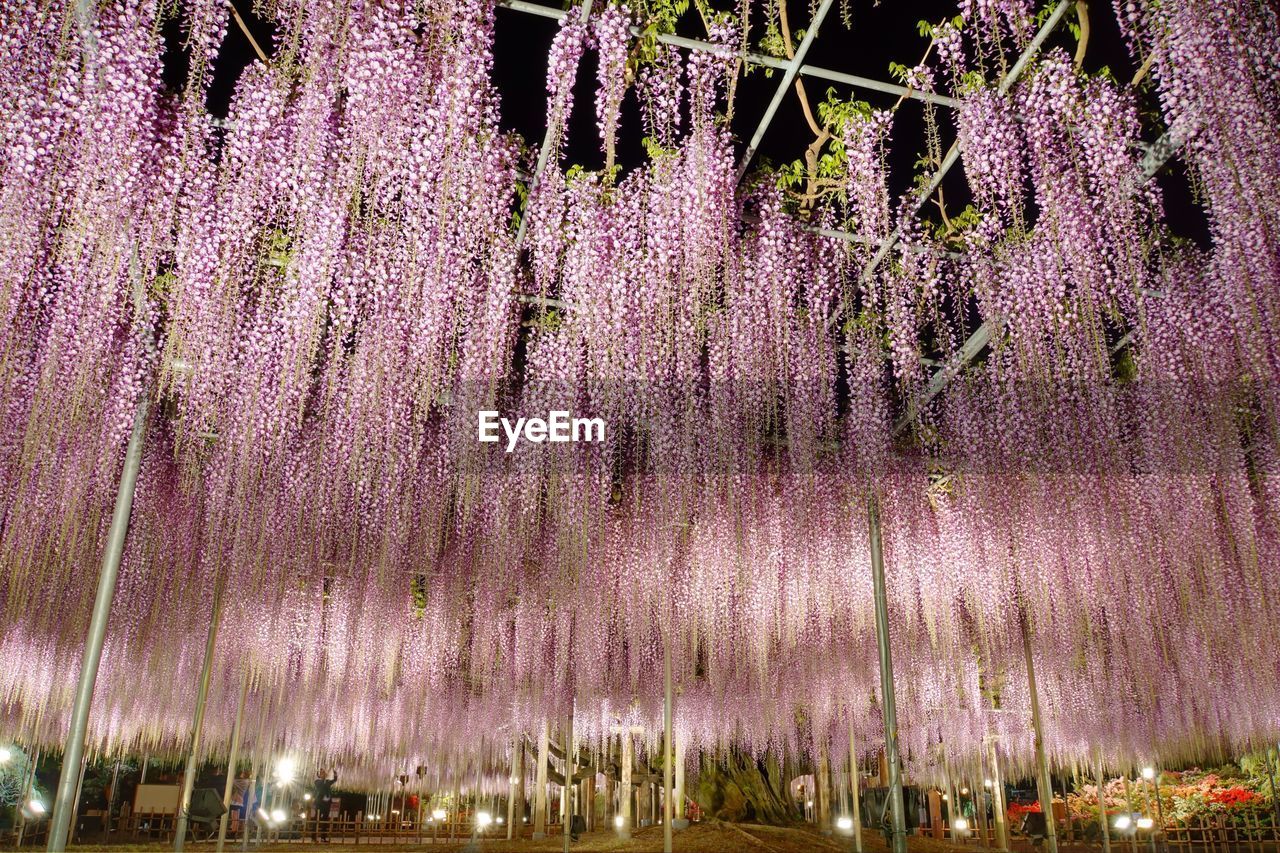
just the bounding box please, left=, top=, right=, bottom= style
left=16, top=747, right=42, bottom=847
left=507, top=735, right=522, bottom=840
left=942, top=754, right=959, bottom=841
left=242, top=755, right=259, bottom=851
left=849, top=720, right=863, bottom=853
left=818, top=744, right=832, bottom=834
left=533, top=721, right=549, bottom=839
left=1023, top=629, right=1059, bottom=853
left=562, top=711, right=573, bottom=853
left=868, top=494, right=907, bottom=853
left=176, top=587, right=224, bottom=851
left=674, top=736, right=686, bottom=823
left=619, top=730, right=633, bottom=839
left=47, top=397, right=148, bottom=853
left=988, top=741, right=1009, bottom=851
left=1268, top=748, right=1280, bottom=834
left=216, top=670, right=250, bottom=853
left=1094, top=756, right=1112, bottom=853
left=1149, top=769, right=1164, bottom=843
left=67, top=755, right=88, bottom=845
left=663, top=638, right=673, bottom=853
left=973, top=771, right=990, bottom=845
left=1122, top=774, right=1138, bottom=853
left=106, top=759, right=121, bottom=836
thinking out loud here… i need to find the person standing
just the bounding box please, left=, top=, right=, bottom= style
left=311, top=770, right=337, bottom=843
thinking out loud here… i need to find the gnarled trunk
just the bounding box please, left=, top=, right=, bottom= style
left=694, top=749, right=800, bottom=825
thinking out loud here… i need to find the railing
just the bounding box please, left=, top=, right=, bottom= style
left=935, top=813, right=1280, bottom=851
left=1162, top=813, right=1280, bottom=852
left=3, top=810, right=565, bottom=846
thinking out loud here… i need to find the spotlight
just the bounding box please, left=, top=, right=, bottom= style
left=271, top=809, right=286, bottom=823
left=941, top=794, right=949, bottom=801
left=983, top=779, right=992, bottom=788
left=0, top=747, right=11, bottom=763
left=615, top=815, right=625, bottom=828
left=477, top=811, right=493, bottom=827
left=806, top=799, right=813, bottom=807
left=1141, top=767, right=1155, bottom=780
left=953, top=817, right=968, bottom=832
left=28, top=800, right=46, bottom=815
left=274, top=757, right=297, bottom=783
left=1114, top=815, right=1132, bottom=830
left=497, top=816, right=505, bottom=825
left=433, top=808, right=447, bottom=821
left=303, top=793, right=312, bottom=801
left=1137, top=817, right=1154, bottom=830
left=523, top=816, right=529, bottom=823
left=836, top=816, right=854, bottom=831
left=960, top=787, right=970, bottom=795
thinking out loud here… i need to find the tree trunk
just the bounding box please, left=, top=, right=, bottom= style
left=695, top=750, right=799, bottom=825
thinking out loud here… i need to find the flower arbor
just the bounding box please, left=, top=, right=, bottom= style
left=0, top=0, right=1278, bottom=851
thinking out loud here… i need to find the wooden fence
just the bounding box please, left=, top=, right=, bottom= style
left=5, top=809, right=563, bottom=846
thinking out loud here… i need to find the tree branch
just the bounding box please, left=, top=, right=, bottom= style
left=1073, top=1, right=1090, bottom=71
left=229, top=1, right=269, bottom=64
left=1130, top=50, right=1155, bottom=87
left=777, top=0, right=825, bottom=138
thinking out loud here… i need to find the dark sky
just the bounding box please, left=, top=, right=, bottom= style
left=184, top=0, right=1204, bottom=243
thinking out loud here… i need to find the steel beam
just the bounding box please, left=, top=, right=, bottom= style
left=825, top=0, right=1075, bottom=334
left=176, top=588, right=225, bottom=851
left=663, top=638, right=673, bottom=853
left=216, top=671, right=250, bottom=853
left=889, top=125, right=1187, bottom=436
left=495, top=0, right=958, bottom=110
left=1024, top=628, right=1060, bottom=853
left=735, top=0, right=835, bottom=181
left=868, top=494, right=907, bottom=853
left=512, top=0, right=594, bottom=251
left=47, top=398, right=149, bottom=852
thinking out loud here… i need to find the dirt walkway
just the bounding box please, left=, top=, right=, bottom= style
left=28, top=822, right=993, bottom=853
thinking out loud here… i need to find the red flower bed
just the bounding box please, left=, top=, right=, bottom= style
left=1008, top=802, right=1042, bottom=818
left=1209, top=787, right=1260, bottom=807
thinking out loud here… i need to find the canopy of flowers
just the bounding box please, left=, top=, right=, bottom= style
left=0, top=0, right=1277, bottom=793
